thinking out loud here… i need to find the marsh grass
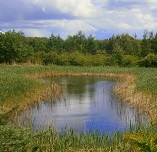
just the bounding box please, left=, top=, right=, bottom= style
left=114, top=73, right=157, bottom=122
left=0, top=124, right=126, bottom=152
left=1, top=123, right=156, bottom=152
left=123, top=124, right=157, bottom=152
left=44, top=81, right=64, bottom=102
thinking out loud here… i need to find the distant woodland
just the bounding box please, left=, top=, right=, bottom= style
left=1, top=30, right=157, bottom=67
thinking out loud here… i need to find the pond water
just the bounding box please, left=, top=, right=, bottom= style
left=15, top=76, right=147, bottom=134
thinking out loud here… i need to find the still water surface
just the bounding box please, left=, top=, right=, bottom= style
left=16, top=76, right=147, bottom=133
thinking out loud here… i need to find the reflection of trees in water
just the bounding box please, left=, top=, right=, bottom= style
left=52, top=76, right=100, bottom=103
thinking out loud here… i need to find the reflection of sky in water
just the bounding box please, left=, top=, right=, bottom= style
left=85, top=83, right=125, bottom=133
left=16, top=76, right=148, bottom=133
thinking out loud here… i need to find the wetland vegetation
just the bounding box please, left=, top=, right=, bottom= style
left=0, top=65, right=157, bottom=151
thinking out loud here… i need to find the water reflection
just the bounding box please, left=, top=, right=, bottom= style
left=16, top=76, right=148, bottom=133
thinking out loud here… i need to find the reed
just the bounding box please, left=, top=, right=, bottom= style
left=0, top=124, right=125, bottom=151
left=114, top=71, right=157, bottom=122
left=0, top=65, right=63, bottom=123
left=1, top=123, right=156, bottom=151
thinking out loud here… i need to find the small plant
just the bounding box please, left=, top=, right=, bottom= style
left=124, top=125, right=157, bottom=152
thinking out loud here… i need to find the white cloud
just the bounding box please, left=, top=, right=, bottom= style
left=55, top=0, right=97, bottom=18
left=82, top=0, right=157, bottom=37
left=23, top=28, right=50, bottom=37
left=1, top=0, right=157, bottom=39
left=145, top=0, right=157, bottom=3
left=24, top=0, right=97, bottom=18
left=9, top=19, right=96, bottom=38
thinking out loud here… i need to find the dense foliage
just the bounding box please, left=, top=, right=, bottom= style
left=1, top=30, right=157, bottom=67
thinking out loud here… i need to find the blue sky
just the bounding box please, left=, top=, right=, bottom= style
left=0, top=0, right=157, bottom=39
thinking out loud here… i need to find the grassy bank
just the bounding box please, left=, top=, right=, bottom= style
left=0, top=65, right=157, bottom=151
left=0, top=69, right=42, bottom=123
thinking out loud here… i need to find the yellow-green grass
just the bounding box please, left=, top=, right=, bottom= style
left=0, top=123, right=157, bottom=151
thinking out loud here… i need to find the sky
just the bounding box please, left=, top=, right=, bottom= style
left=0, top=0, right=157, bottom=39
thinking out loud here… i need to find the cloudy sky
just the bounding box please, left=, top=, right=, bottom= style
left=0, top=0, right=157, bottom=39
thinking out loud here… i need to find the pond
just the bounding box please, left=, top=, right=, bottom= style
left=15, top=76, right=148, bottom=134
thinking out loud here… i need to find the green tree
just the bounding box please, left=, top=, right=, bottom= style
left=112, top=42, right=124, bottom=65
left=27, top=37, right=49, bottom=53
left=141, top=30, right=153, bottom=57
left=85, top=34, right=96, bottom=54
left=151, top=33, right=157, bottom=54
left=95, top=40, right=106, bottom=54
left=105, top=33, right=141, bottom=57
left=64, top=31, right=86, bottom=53
left=48, top=33, right=64, bottom=53
left=64, top=35, right=76, bottom=52
left=0, top=30, right=28, bottom=64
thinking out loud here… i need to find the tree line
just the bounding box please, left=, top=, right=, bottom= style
left=1, top=29, right=157, bottom=67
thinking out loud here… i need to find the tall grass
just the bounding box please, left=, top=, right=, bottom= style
left=0, top=124, right=157, bottom=151
left=0, top=124, right=129, bottom=151
left=0, top=75, right=42, bottom=124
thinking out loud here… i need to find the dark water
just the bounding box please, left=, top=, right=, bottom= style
left=16, top=76, right=147, bottom=133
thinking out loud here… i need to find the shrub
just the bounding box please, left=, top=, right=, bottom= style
left=121, top=55, right=139, bottom=67
left=138, top=53, right=157, bottom=67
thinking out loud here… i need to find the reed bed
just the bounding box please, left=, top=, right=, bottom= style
left=0, top=123, right=157, bottom=152
left=0, top=74, right=42, bottom=123
left=114, top=68, right=157, bottom=122
left=44, top=82, right=64, bottom=102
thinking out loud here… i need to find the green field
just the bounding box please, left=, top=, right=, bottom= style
left=0, top=65, right=157, bottom=151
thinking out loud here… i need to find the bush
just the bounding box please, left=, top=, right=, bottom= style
left=138, top=53, right=157, bottom=67
left=43, top=51, right=59, bottom=65
left=121, top=55, right=139, bottom=67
